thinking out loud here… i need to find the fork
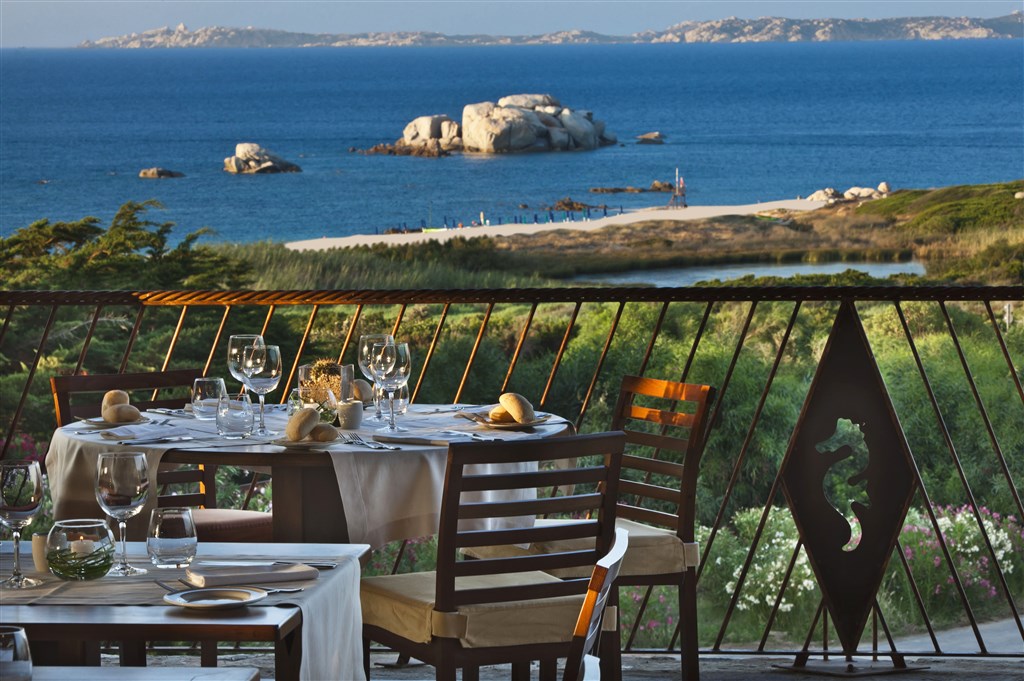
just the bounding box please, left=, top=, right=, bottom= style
left=345, top=433, right=399, bottom=450
left=442, top=430, right=499, bottom=442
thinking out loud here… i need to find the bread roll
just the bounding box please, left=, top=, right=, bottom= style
left=353, top=379, right=374, bottom=403
left=102, top=403, right=141, bottom=424
left=310, top=423, right=339, bottom=442
left=101, top=389, right=130, bottom=412
left=286, top=407, right=319, bottom=441
left=488, top=404, right=516, bottom=423
left=498, top=392, right=535, bottom=424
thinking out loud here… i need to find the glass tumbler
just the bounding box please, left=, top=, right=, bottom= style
left=147, top=507, right=197, bottom=568
left=216, top=393, right=254, bottom=439
left=192, top=377, right=226, bottom=420
left=0, top=626, right=31, bottom=681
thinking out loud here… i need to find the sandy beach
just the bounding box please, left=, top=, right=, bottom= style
left=285, top=199, right=827, bottom=251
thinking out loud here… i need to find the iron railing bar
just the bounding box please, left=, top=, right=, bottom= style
left=800, top=600, right=826, bottom=653
left=894, top=536, right=942, bottom=652
left=152, top=305, right=190, bottom=401
left=454, top=302, right=494, bottom=405
left=939, top=302, right=1024, bottom=634
left=872, top=600, right=901, bottom=658
left=390, top=304, right=407, bottom=340
left=540, top=301, right=581, bottom=408
left=72, top=306, right=104, bottom=375
left=259, top=305, right=274, bottom=341
left=118, top=305, right=146, bottom=373
left=637, top=301, right=670, bottom=377
left=501, top=303, right=538, bottom=393
left=680, top=301, right=715, bottom=385
left=284, top=304, right=320, bottom=400
left=413, top=303, right=449, bottom=403
left=758, top=538, right=805, bottom=652
left=335, top=305, right=360, bottom=367
left=984, top=300, right=1024, bottom=407
left=3, top=305, right=58, bottom=459
left=575, top=301, right=625, bottom=432
left=203, top=307, right=232, bottom=379
left=0, top=304, right=12, bottom=347
left=894, top=301, right=986, bottom=651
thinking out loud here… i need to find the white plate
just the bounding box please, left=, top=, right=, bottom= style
left=163, top=587, right=267, bottom=610
left=74, top=415, right=150, bottom=429
left=461, top=412, right=553, bottom=430
left=270, top=438, right=334, bottom=450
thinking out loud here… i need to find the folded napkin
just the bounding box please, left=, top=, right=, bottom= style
left=184, top=563, right=319, bottom=588
left=100, top=424, right=191, bottom=443
left=373, top=434, right=460, bottom=446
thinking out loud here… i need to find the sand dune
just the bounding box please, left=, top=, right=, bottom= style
left=285, top=199, right=826, bottom=251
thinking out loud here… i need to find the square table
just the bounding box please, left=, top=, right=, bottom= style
left=0, top=542, right=369, bottom=681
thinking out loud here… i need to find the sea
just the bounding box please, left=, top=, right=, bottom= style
left=1, top=40, right=1021, bottom=247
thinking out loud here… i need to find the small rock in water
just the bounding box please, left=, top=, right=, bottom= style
left=138, top=167, right=184, bottom=179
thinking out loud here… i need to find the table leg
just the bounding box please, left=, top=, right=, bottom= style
left=275, top=627, right=302, bottom=681
left=272, top=463, right=349, bottom=543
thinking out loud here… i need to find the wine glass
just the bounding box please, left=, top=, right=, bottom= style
left=0, top=461, right=43, bottom=589
left=242, top=343, right=282, bottom=437
left=371, top=341, right=412, bottom=433
left=95, top=451, right=150, bottom=576
left=227, top=334, right=264, bottom=396
left=358, top=333, right=394, bottom=422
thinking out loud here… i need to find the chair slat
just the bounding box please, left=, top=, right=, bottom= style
left=456, top=519, right=600, bottom=548
left=457, top=492, right=605, bottom=520
left=460, top=465, right=607, bottom=493
left=619, top=478, right=680, bottom=505
left=620, top=428, right=692, bottom=454
left=450, top=576, right=591, bottom=608
left=623, top=403, right=696, bottom=428
left=621, top=453, right=684, bottom=478
left=619, top=503, right=680, bottom=531
left=453, top=550, right=598, bottom=578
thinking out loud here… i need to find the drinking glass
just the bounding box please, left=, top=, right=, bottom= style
left=0, top=626, right=32, bottom=681
left=358, top=333, right=394, bottom=422
left=191, top=377, right=226, bottom=420
left=216, top=393, right=254, bottom=438
left=242, top=343, right=282, bottom=437
left=95, top=451, right=150, bottom=576
left=0, top=461, right=43, bottom=589
left=227, top=334, right=264, bottom=395
left=147, top=507, right=197, bottom=568
left=371, top=341, right=412, bottom=433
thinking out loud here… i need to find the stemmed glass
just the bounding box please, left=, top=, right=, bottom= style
left=227, top=334, right=264, bottom=396
left=0, top=461, right=43, bottom=589
left=358, top=333, right=394, bottom=422
left=95, top=451, right=150, bottom=576
left=371, top=341, right=412, bottom=433
left=242, top=343, right=282, bottom=437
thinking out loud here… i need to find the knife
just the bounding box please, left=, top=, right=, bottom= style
left=196, top=560, right=337, bottom=569
left=373, top=434, right=454, bottom=446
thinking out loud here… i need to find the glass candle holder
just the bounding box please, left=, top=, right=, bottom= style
left=46, top=519, right=115, bottom=580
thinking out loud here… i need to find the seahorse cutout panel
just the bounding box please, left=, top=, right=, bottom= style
left=814, top=418, right=871, bottom=552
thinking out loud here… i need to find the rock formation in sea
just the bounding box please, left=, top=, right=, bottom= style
left=138, top=167, right=184, bottom=178
left=636, top=132, right=665, bottom=145
left=806, top=182, right=892, bottom=203
left=223, top=143, right=302, bottom=174
left=390, top=94, right=617, bottom=155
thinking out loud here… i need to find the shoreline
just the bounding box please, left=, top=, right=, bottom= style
left=285, top=199, right=827, bottom=251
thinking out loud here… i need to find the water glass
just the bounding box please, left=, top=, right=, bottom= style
left=395, top=384, right=410, bottom=415
left=192, top=377, right=226, bottom=420
left=216, top=394, right=254, bottom=439
left=147, top=507, right=197, bottom=568
left=0, top=626, right=32, bottom=681
left=358, top=333, right=394, bottom=422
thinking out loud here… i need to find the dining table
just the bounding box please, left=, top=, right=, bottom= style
left=44, top=403, right=573, bottom=547
left=0, top=541, right=369, bottom=681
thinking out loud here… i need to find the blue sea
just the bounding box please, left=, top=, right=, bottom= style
left=1, top=41, right=1021, bottom=245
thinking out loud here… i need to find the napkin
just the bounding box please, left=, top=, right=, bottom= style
left=183, top=563, right=319, bottom=588
left=373, top=434, right=460, bottom=446
left=100, top=424, right=191, bottom=443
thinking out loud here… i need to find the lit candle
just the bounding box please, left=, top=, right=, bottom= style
left=70, top=538, right=95, bottom=555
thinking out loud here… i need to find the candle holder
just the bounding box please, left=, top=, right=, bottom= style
left=46, top=519, right=115, bottom=580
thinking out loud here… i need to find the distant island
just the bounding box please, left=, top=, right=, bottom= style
left=81, top=12, right=1023, bottom=48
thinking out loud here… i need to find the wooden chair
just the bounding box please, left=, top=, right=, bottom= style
left=564, top=526, right=629, bottom=681
left=360, top=431, right=626, bottom=681
left=463, top=375, right=715, bottom=680
left=50, top=369, right=273, bottom=542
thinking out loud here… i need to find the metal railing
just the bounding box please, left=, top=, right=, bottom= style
left=2, top=285, right=1022, bottom=667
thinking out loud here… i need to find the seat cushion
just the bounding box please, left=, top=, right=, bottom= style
left=192, top=509, right=273, bottom=543
left=361, top=570, right=584, bottom=648
left=464, top=517, right=698, bottom=578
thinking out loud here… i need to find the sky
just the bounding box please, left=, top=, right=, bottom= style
left=1, top=1, right=1021, bottom=48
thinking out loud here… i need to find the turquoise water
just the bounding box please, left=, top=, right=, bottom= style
left=1, top=41, right=1020, bottom=244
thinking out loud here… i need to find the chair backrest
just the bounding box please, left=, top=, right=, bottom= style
left=609, top=375, right=715, bottom=541
left=50, top=368, right=204, bottom=427
left=434, top=431, right=625, bottom=613
left=563, top=526, right=629, bottom=681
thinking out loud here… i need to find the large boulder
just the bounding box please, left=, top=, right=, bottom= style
left=558, top=109, right=598, bottom=150
left=402, top=115, right=456, bottom=145
left=223, top=143, right=301, bottom=174
left=497, top=94, right=560, bottom=109
left=844, top=186, right=879, bottom=200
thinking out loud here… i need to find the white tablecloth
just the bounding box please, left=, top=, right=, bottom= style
left=45, top=404, right=570, bottom=547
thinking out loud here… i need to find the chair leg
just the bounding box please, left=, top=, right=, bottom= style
left=362, top=636, right=371, bottom=680
left=599, top=586, right=623, bottom=681
left=463, top=665, right=480, bottom=681
left=510, top=661, right=531, bottom=681
left=680, top=569, right=700, bottom=680
left=437, top=661, right=457, bottom=681
left=200, top=641, right=218, bottom=667
left=539, top=657, right=557, bottom=680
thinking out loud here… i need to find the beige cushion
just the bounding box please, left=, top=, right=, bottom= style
left=361, top=570, right=584, bottom=648
left=464, top=517, right=698, bottom=578
left=192, top=509, right=273, bottom=543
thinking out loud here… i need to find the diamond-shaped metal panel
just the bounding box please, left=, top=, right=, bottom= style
left=781, top=301, right=917, bottom=654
